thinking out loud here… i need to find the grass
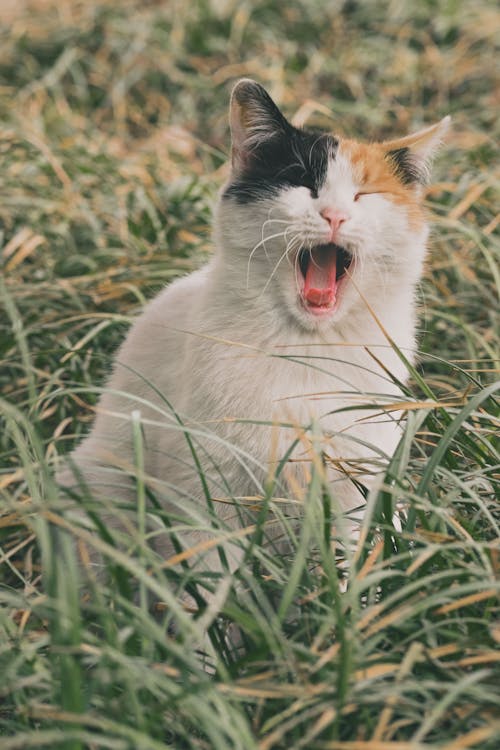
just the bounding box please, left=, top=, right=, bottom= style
left=0, top=0, right=499, bottom=748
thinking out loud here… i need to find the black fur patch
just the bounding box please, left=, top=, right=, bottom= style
left=224, top=127, right=338, bottom=204
left=386, top=147, right=424, bottom=186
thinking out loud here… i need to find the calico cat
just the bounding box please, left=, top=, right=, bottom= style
left=58, top=79, right=449, bottom=573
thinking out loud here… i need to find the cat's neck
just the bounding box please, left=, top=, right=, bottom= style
left=202, top=252, right=418, bottom=353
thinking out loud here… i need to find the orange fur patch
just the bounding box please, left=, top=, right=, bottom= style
left=339, top=139, right=426, bottom=230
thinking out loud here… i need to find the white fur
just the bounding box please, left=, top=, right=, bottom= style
left=59, top=148, right=428, bottom=569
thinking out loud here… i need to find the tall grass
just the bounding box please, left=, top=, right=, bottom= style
left=1, top=1, right=499, bottom=748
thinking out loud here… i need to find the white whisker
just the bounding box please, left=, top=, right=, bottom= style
left=246, top=229, right=289, bottom=288
left=294, top=245, right=305, bottom=295
left=260, top=229, right=302, bottom=296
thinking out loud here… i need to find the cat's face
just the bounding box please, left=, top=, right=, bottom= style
left=216, top=80, right=448, bottom=331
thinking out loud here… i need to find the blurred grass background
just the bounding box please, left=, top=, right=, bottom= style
left=0, top=1, right=499, bottom=748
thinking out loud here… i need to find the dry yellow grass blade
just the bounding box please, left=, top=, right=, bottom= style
left=291, top=98, right=337, bottom=128
left=161, top=523, right=257, bottom=568
left=354, top=662, right=401, bottom=681
left=298, top=707, right=338, bottom=749
left=0, top=470, right=24, bottom=490
left=0, top=533, right=36, bottom=565
left=448, top=179, right=492, bottom=220
left=4, top=233, right=45, bottom=272
left=490, top=622, right=500, bottom=643
left=360, top=604, right=416, bottom=639
left=454, top=652, right=500, bottom=667
left=371, top=642, right=424, bottom=742
left=440, top=724, right=500, bottom=750
left=24, top=130, right=74, bottom=191
left=218, top=681, right=328, bottom=699
left=60, top=320, right=116, bottom=363
left=385, top=399, right=465, bottom=412
left=310, top=642, right=341, bottom=674
left=0, top=510, right=24, bottom=527
left=483, top=214, right=500, bottom=235
left=234, top=670, right=276, bottom=685
left=435, top=588, right=498, bottom=615
left=405, top=547, right=437, bottom=576
left=17, top=607, right=32, bottom=635
left=445, top=515, right=476, bottom=542
left=426, top=643, right=459, bottom=660
left=414, top=529, right=455, bottom=543
left=313, top=741, right=427, bottom=749
left=150, top=662, right=181, bottom=678
left=2, top=227, right=34, bottom=258
left=258, top=712, right=308, bottom=750
left=356, top=602, right=384, bottom=632
left=354, top=541, right=385, bottom=580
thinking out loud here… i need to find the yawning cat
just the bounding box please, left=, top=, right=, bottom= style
left=58, top=79, right=449, bottom=572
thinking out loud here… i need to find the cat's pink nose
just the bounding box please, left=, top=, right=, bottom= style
left=320, top=208, right=348, bottom=234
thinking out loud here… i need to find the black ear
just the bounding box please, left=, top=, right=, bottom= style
left=229, top=79, right=290, bottom=173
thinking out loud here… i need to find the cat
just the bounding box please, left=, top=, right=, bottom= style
left=57, top=79, right=449, bottom=580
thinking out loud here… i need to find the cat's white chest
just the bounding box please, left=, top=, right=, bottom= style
left=172, top=334, right=401, bottom=477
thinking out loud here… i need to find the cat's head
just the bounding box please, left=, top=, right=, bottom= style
left=216, top=79, right=449, bottom=331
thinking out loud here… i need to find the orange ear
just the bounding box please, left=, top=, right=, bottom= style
left=382, top=116, right=451, bottom=185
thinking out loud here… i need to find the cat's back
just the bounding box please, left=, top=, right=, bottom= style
left=74, top=263, right=213, bottom=466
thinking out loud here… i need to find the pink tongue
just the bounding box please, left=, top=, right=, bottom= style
left=304, top=246, right=338, bottom=306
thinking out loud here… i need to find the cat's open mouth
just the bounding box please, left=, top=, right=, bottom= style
left=297, top=243, right=353, bottom=315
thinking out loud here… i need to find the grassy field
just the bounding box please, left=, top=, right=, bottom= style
left=0, top=1, right=499, bottom=748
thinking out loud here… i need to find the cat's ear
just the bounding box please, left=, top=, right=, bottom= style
left=229, top=79, right=289, bottom=172
left=382, top=116, right=451, bottom=186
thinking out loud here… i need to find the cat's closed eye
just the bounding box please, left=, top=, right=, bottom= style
left=293, top=173, right=318, bottom=198
left=354, top=191, right=376, bottom=201
left=276, top=164, right=318, bottom=197
left=293, top=171, right=318, bottom=197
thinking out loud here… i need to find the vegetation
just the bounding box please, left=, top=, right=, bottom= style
left=0, top=1, right=498, bottom=748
